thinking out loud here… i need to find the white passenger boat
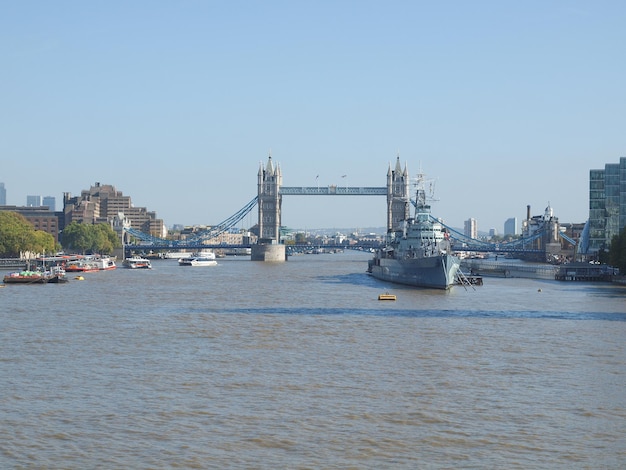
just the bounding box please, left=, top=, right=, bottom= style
left=190, top=257, right=218, bottom=267
left=123, top=256, right=152, bottom=269
left=161, top=251, right=194, bottom=259
left=178, top=250, right=217, bottom=266
left=93, top=256, right=117, bottom=270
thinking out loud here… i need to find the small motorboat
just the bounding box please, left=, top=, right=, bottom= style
left=378, top=293, right=396, bottom=301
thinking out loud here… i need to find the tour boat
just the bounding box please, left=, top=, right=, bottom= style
left=178, top=250, right=217, bottom=266
left=189, top=257, right=218, bottom=267
left=65, top=256, right=116, bottom=272
left=92, top=256, right=117, bottom=270
left=65, top=260, right=100, bottom=272
left=123, top=256, right=152, bottom=269
left=161, top=251, right=194, bottom=259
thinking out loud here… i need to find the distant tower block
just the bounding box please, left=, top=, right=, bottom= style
left=387, top=156, right=410, bottom=232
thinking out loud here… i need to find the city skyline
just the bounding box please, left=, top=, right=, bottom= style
left=1, top=1, right=624, bottom=230
left=0, top=177, right=573, bottom=235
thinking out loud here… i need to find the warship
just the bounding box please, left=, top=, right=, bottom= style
left=367, top=171, right=460, bottom=289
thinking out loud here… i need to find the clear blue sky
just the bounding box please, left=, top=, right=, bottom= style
left=2, top=1, right=624, bottom=233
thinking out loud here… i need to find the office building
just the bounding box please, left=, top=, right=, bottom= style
left=504, top=217, right=518, bottom=236
left=27, top=195, right=41, bottom=207
left=63, top=182, right=166, bottom=238
left=42, top=196, right=56, bottom=211
left=464, top=218, right=478, bottom=239
left=0, top=183, right=6, bottom=205
left=588, top=157, right=626, bottom=254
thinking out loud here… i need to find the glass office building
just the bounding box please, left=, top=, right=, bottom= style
left=588, top=157, right=626, bottom=254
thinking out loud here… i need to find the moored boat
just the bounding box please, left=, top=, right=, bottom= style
left=123, top=256, right=152, bottom=269
left=367, top=169, right=460, bottom=289
left=92, top=256, right=117, bottom=270
left=4, top=271, right=49, bottom=284
left=65, top=260, right=100, bottom=272
left=3, top=266, right=68, bottom=284
left=65, top=256, right=116, bottom=272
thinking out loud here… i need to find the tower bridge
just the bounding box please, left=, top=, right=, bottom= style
left=123, top=155, right=575, bottom=260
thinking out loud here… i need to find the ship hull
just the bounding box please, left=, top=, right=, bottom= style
left=368, top=253, right=460, bottom=290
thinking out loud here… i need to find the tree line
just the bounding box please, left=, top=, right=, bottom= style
left=0, top=212, right=120, bottom=257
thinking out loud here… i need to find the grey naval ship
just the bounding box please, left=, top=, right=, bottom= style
left=367, top=171, right=460, bottom=289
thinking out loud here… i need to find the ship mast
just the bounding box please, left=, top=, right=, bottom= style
left=413, top=166, right=436, bottom=214
left=415, top=171, right=427, bottom=209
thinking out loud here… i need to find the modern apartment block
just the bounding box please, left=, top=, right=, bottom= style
left=63, top=182, right=166, bottom=237
left=588, top=157, right=626, bottom=254
left=464, top=218, right=478, bottom=239
left=26, top=195, right=41, bottom=207
left=42, top=196, right=56, bottom=211
left=463, top=218, right=478, bottom=238
left=504, top=217, right=518, bottom=236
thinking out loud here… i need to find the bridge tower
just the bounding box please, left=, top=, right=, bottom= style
left=252, top=154, right=286, bottom=261
left=257, top=154, right=282, bottom=241
left=387, top=156, right=410, bottom=232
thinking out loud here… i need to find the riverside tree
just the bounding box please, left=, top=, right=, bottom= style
left=61, top=221, right=121, bottom=254
left=608, top=226, right=626, bottom=273
left=0, top=211, right=57, bottom=257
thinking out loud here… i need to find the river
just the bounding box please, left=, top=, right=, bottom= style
left=1, top=251, right=625, bottom=468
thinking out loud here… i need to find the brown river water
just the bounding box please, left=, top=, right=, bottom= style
left=1, top=251, right=625, bottom=468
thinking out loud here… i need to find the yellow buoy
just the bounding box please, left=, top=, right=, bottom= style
left=75, top=276, right=85, bottom=281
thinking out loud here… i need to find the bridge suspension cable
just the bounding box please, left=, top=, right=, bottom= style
left=185, top=196, right=258, bottom=243
left=431, top=215, right=545, bottom=253
left=558, top=230, right=577, bottom=246
left=124, top=196, right=259, bottom=246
